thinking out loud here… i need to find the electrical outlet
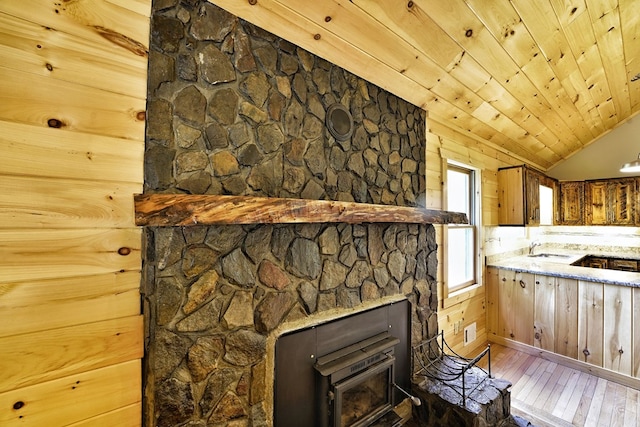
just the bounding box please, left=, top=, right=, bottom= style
left=453, top=320, right=463, bottom=334
left=464, top=322, right=476, bottom=346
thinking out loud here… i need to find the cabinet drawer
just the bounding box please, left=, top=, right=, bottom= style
left=610, top=259, right=638, bottom=272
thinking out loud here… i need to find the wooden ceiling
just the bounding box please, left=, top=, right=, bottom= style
left=211, top=0, right=640, bottom=171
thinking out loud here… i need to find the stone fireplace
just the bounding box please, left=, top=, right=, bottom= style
left=142, top=1, right=446, bottom=426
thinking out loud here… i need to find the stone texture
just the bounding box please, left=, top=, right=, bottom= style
left=209, top=88, right=238, bottom=125
left=224, top=329, right=266, bottom=366
left=286, top=238, right=321, bottom=279
left=184, top=270, right=219, bottom=314
left=156, top=278, right=182, bottom=325
left=222, top=291, right=254, bottom=328
left=174, top=85, right=206, bottom=125
left=181, top=245, right=218, bottom=279
left=221, top=248, right=256, bottom=287
left=258, top=260, right=291, bottom=290
left=413, top=360, right=519, bottom=427
left=198, top=43, right=236, bottom=85
left=190, top=2, right=235, bottom=41
left=255, top=291, right=295, bottom=333
left=156, top=377, right=194, bottom=427
left=319, top=260, right=349, bottom=291
left=187, top=336, right=224, bottom=383
left=211, top=151, right=240, bottom=176
left=145, top=3, right=434, bottom=426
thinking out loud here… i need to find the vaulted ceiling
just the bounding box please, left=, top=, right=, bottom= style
left=211, top=0, right=640, bottom=172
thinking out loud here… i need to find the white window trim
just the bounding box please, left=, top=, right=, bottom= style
left=441, top=158, right=483, bottom=306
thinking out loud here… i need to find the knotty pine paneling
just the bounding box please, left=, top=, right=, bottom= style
left=0, top=272, right=140, bottom=338
left=0, top=67, right=146, bottom=141
left=0, top=229, right=141, bottom=282
left=0, top=120, right=143, bottom=183
left=0, top=0, right=148, bottom=425
left=426, top=124, right=524, bottom=357
left=0, top=13, right=147, bottom=98
left=0, top=360, right=141, bottom=427
left=65, top=404, right=142, bottom=427
left=0, top=316, right=143, bottom=393
left=1, top=175, right=139, bottom=229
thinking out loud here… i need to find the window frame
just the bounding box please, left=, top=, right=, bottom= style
left=442, top=159, right=482, bottom=304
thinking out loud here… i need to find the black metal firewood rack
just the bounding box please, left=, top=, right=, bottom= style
left=412, top=330, right=491, bottom=407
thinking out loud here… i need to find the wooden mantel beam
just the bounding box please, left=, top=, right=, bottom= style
left=134, top=194, right=468, bottom=226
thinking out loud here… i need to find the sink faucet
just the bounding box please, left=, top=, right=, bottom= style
left=529, top=240, right=541, bottom=255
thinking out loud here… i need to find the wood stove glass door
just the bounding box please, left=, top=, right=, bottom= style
left=333, top=357, right=394, bottom=427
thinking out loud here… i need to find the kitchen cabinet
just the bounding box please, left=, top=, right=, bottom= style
left=585, top=178, right=636, bottom=225
left=498, top=165, right=553, bottom=226
left=610, top=259, right=639, bottom=272
left=578, top=280, right=604, bottom=366
left=555, top=277, right=579, bottom=359
left=603, top=284, right=632, bottom=375
left=487, top=267, right=640, bottom=378
left=558, top=181, right=584, bottom=225
left=493, top=268, right=534, bottom=344
left=578, top=256, right=609, bottom=269
left=573, top=255, right=640, bottom=272
left=534, top=274, right=555, bottom=351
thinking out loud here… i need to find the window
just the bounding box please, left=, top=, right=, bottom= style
left=445, top=162, right=480, bottom=293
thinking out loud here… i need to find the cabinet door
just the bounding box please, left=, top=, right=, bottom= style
left=585, top=181, right=608, bottom=225
left=603, top=284, right=632, bottom=375
left=497, top=269, right=516, bottom=339
left=513, top=272, right=535, bottom=345
left=555, top=278, right=578, bottom=359
left=498, top=167, right=525, bottom=225
left=525, top=169, right=541, bottom=225
left=610, top=259, right=638, bottom=271
left=534, top=275, right=555, bottom=351
left=610, top=178, right=635, bottom=225
left=633, top=288, right=640, bottom=378
left=585, top=257, right=608, bottom=269
left=559, top=181, right=584, bottom=225
left=578, top=280, right=604, bottom=366
left=486, top=267, right=500, bottom=337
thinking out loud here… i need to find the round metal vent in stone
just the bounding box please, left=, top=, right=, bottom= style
left=326, top=103, right=354, bottom=141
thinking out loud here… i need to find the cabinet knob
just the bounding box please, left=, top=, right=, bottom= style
left=534, top=332, right=541, bottom=340
left=582, top=348, right=590, bottom=357
left=519, top=280, right=526, bottom=288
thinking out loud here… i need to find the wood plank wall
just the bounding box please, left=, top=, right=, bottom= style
left=0, top=1, right=149, bottom=426
left=426, top=118, right=523, bottom=357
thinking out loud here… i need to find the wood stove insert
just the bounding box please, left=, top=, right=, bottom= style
left=274, top=301, right=410, bottom=427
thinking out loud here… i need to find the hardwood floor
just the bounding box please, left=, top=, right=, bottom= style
left=481, top=344, right=640, bottom=427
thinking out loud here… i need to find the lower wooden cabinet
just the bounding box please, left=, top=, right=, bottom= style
left=494, top=269, right=534, bottom=345
left=578, top=280, right=604, bottom=366
left=603, top=284, right=632, bottom=375
left=554, top=277, right=579, bottom=359
left=534, top=274, right=555, bottom=352
left=487, top=267, right=640, bottom=378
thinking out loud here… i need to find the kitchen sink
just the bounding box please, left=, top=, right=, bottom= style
left=527, top=253, right=571, bottom=258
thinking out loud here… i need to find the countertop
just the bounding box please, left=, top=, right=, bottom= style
left=487, top=250, right=640, bottom=287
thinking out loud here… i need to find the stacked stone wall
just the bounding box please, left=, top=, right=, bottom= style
left=143, top=1, right=436, bottom=426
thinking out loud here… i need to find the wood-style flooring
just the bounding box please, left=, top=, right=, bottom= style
left=483, top=344, right=640, bottom=427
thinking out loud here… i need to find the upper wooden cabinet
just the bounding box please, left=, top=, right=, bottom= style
left=498, top=165, right=555, bottom=226
left=585, top=178, right=636, bottom=225
left=558, top=181, right=584, bottom=225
